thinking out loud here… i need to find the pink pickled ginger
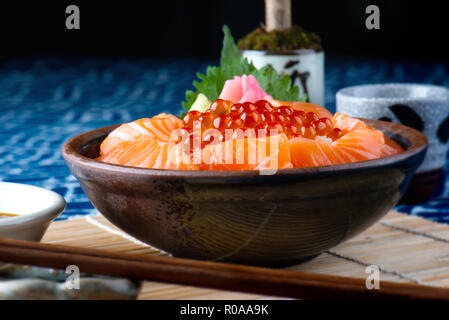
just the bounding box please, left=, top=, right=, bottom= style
left=219, top=74, right=272, bottom=103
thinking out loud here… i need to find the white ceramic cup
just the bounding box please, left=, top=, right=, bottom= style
left=242, top=49, right=325, bottom=106
left=336, top=83, right=449, bottom=174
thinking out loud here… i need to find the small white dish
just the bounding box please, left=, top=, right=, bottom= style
left=0, top=181, right=66, bottom=241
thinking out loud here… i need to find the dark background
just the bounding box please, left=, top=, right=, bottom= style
left=0, top=0, right=447, bottom=62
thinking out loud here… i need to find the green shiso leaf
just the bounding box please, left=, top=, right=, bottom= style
left=182, top=25, right=302, bottom=112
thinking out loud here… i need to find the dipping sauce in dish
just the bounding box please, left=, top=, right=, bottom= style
left=0, top=212, right=18, bottom=219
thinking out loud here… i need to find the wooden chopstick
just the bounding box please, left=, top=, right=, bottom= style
left=0, top=237, right=448, bottom=300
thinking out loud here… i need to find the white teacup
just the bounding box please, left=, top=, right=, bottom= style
left=336, top=83, right=449, bottom=202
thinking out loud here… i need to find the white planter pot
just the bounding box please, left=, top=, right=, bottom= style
left=242, top=50, right=325, bottom=106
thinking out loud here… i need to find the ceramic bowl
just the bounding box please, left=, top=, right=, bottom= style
left=0, top=182, right=66, bottom=241
left=62, top=120, right=427, bottom=266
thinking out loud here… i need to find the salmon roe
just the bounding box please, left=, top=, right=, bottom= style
left=182, top=100, right=343, bottom=143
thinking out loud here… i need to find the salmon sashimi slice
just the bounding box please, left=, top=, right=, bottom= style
left=288, top=127, right=385, bottom=168
left=97, top=135, right=199, bottom=170
left=332, top=112, right=403, bottom=156
left=139, top=113, right=184, bottom=142
left=100, top=113, right=183, bottom=156
left=382, top=136, right=404, bottom=156
left=331, top=112, right=368, bottom=134
left=200, top=133, right=292, bottom=171
left=99, top=130, right=292, bottom=171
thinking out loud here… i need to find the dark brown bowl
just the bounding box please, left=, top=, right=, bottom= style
left=62, top=119, right=427, bottom=266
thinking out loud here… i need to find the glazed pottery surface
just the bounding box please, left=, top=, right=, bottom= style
left=62, top=120, right=427, bottom=266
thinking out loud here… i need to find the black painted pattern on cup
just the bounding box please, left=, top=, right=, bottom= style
left=388, top=104, right=424, bottom=132
left=437, top=114, right=449, bottom=143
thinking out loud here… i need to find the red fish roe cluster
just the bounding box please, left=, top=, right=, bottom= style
left=182, top=100, right=343, bottom=146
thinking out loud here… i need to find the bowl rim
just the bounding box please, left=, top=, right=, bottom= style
left=62, top=118, right=428, bottom=180
left=0, top=181, right=66, bottom=228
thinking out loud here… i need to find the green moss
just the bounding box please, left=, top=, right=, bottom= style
left=237, top=25, right=322, bottom=52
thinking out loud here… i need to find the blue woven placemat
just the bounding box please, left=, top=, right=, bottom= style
left=0, top=57, right=448, bottom=222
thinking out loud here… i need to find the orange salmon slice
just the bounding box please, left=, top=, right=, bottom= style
left=331, top=112, right=368, bottom=134
left=97, top=135, right=198, bottom=170
left=288, top=127, right=386, bottom=168
left=332, top=112, right=403, bottom=157
left=201, top=132, right=292, bottom=171
left=100, top=113, right=183, bottom=156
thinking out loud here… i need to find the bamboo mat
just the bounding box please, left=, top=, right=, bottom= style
left=41, top=211, right=449, bottom=300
